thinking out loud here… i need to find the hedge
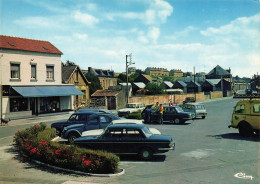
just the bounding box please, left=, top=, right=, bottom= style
left=13, top=123, right=120, bottom=174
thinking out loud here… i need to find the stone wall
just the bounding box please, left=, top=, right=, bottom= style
left=128, top=91, right=225, bottom=105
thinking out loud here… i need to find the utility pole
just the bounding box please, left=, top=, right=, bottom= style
left=125, top=53, right=134, bottom=103
left=194, top=66, right=196, bottom=101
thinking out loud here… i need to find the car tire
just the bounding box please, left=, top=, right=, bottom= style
left=174, top=118, right=180, bottom=124
left=68, top=133, right=79, bottom=144
left=238, top=122, right=253, bottom=137
left=139, top=147, right=153, bottom=160
left=202, top=116, right=206, bottom=119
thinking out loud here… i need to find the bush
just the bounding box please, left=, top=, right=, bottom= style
left=127, top=110, right=142, bottom=119
left=13, top=123, right=120, bottom=174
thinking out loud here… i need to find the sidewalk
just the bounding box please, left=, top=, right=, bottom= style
left=6, top=111, right=73, bottom=127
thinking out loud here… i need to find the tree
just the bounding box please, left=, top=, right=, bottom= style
left=118, top=73, right=127, bottom=83
left=63, top=60, right=76, bottom=66
left=145, top=82, right=165, bottom=95
left=84, top=72, right=102, bottom=95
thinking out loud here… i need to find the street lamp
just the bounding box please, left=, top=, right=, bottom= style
left=126, top=53, right=135, bottom=103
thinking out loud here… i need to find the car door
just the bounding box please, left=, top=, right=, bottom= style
left=100, top=128, right=122, bottom=152
left=163, top=107, right=171, bottom=122
left=232, top=103, right=246, bottom=127
left=68, top=114, right=87, bottom=126
left=85, top=114, right=99, bottom=131
left=99, top=115, right=112, bottom=129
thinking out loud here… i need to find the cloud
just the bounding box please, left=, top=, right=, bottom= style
left=73, top=33, right=88, bottom=40
left=148, top=27, right=160, bottom=44
left=14, top=16, right=61, bottom=29
left=73, top=11, right=99, bottom=26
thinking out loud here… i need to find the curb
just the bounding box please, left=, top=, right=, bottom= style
left=31, top=158, right=125, bottom=177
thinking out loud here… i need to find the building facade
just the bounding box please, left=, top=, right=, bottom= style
left=87, top=67, right=117, bottom=90
left=0, top=35, right=82, bottom=119
left=145, top=67, right=169, bottom=76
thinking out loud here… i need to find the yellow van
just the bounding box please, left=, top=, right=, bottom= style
left=228, top=98, right=260, bottom=136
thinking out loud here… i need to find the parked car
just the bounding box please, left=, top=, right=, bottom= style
left=142, top=105, right=193, bottom=124
left=81, top=119, right=161, bottom=137
left=181, top=103, right=207, bottom=119
left=59, top=113, right=121, bottom=143
left=228, top=98, right=260, bottom=136
left=74, top=123, right=175, bottom=160
left=51, top=111, right=117, bottom=136
left=118, top=103, right=145, bottom=117
left=183, top=97, right=196, bottom=104
left=63, top=119, right=161, bottom=143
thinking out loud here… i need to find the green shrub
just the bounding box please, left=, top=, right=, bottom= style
left=13, top=123, right=119, bottom=174
left=127, top=110, right=142, bottom=119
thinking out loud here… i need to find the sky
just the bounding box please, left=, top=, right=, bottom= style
left=1, top=0, right=259, bottom=78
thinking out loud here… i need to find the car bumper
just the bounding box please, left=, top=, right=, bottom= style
left=157, top=143, right=175, bottom=152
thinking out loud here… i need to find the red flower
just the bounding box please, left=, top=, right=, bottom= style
left=39, top=141, right=47, bottom=146
left=30, top=148, right=36, bottom=154
left=82, top=155, right=86, bottom=161
left=55, top=149, right=61, bottom=155
left=83, top=160, right=91, bottom=166
left=17, top=130, right=20, bottom=133
left=34, top=125, right=38, bottom=129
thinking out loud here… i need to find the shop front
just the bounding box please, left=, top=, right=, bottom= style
left=2, top=85, right=83, bottom=119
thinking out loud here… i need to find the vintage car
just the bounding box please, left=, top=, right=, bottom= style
left=74, top=124, right=175, bottom=160
left=181, top=103, right=207, bottom=119
left=63, top=119, right=161, bottom=143
left=118, top=103, right=145, bottom=117
left=183, top=97, right=196, bottom=104
left=142, top=105, right=193, bottom=124
left=51, top=111, right=120, bottom=136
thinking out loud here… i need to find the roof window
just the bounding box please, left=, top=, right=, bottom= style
left=8, top=42, right=14, bottom=46
left=43, top=46, right=48, bottom=50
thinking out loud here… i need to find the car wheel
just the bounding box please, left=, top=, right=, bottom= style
left=139, top=147, right=153, bottom=160
left=238, top=122, right=253, bottom=137
left=175, top=118, right=180, bottom=124
left=202, top=116, right=206, bottom=119
left=68, top=133, right=79, bottom=144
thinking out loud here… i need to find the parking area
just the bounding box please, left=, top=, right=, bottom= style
left=0, top=98, right=259, bottom=184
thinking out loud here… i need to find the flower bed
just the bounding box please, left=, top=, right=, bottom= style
left=13, top=123, right=120, bottom=174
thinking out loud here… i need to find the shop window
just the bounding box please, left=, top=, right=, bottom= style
left=10, top=63, right=20, bottom=79
left=46, top=65, right=54, bottom=80
left=10, top=98, right=28, bottom=112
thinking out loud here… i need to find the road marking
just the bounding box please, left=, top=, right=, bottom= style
left=234, top=172, right=253, bottom=180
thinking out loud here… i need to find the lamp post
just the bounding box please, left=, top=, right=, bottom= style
left=126, top=53, right=134, bottom=103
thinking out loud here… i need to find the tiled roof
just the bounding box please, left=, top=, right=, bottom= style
left=62, top=65, right=77, bottom=83
left=0, top=35, right=63, bottom=55
left=91, top=89, right=121, bottom=97
left=207, top=65, right=230, bottom=76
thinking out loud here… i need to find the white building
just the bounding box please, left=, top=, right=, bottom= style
left=0, top=35, right=82, bottom=119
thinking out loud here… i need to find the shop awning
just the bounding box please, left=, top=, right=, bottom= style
left=12, top=86, right=83, bottom=97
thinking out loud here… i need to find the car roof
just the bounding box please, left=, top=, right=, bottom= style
left=107, top=123, right=145, bottom=129
left=112, top=119, right=143, bottom=124
left=73, top=111, right=100, bottom=115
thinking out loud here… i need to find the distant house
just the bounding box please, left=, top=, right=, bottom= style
left=186, top=81, right=201, bottom=93
left=201, top=79, right=221, bottom=92
left=134, top=74, right=152, bottom=85
left=132, top=82, right=146, bottom=95
left=206, top=65, right=232, bottom=96
left=173, top=81, right=187, bottom=93
left=87, top=67, right=117, bottom=90
left=145, top=67, right=169, bottom=76
left=91, top=89, right=126, bottom=110
left=62, top=65, right=90, bottom=109
left=161, top=81, right=173, bottom=89
left=169, top=69, right=184, bottom=78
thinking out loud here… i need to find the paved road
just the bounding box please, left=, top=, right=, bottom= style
left=0, top=98, right=259, bottom=184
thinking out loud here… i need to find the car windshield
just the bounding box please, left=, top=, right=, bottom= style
left=175, top=106, right=184, bottom=113
left=142, top=126, right=152, bottom=137
left=195, top=105, right=205, bottom=110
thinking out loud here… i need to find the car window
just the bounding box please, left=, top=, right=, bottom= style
left=87, top=115, right=99, bottom=125
left=100, top=116, right=110, bottom=124
left=69, top=114, right=86, bottom=121
left=253, top=104, right=260, bottom=113
left=124, top=129, right=143, bottom=138
left=195, top=105, right=205, bottom=110
left=175, top=106, right=184, bottom=113
left=105, top=129, right=122, bottom=137
left=235, top=105, right=245, bottom=113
